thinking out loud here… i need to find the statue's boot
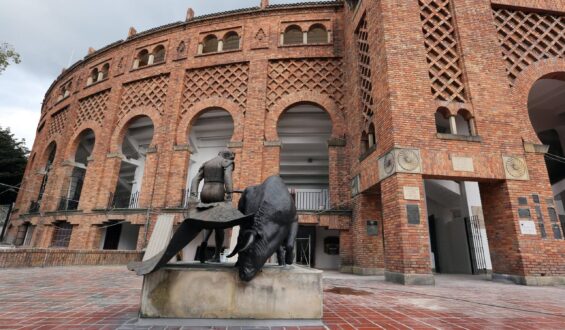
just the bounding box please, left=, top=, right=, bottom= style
left=198, top=241, right=208, bottom=264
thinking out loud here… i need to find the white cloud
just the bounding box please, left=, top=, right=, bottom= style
left=0, top=106, right=40, bottom=149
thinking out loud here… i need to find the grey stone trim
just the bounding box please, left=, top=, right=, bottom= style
left=146, top=146, right=158, bottom=153
left=352, top=266, right=384, bottom=276
left=264, top=140, right=282, bottom=147
left=107, top=152, right=125, bottom=159
left=492, top=273, right=565, bottom=286
left=328, top=137, right=346, bottom=147
left=385, top=271, right=435, bottom=285
left=436, top=133, right=482, bottom=142
left=173, top=144, right=192, bottom=152
left=523, top=141, right=549, bottom=154
left=378, top=147, right=422, bottom=181
left=227, top=141, right=244, bottom=148
left=339, top=265, right=353, bottom=274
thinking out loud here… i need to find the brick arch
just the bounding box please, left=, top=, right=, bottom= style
left=511, top=58, right=565, bottom=143
left=175, top=97, right=243, bottom=145
left=109, top=106, right=161, bottom=153
left=64, top=124, right=100, bottom=161
left=39, top=138, right=61, bottom=168
left=265, top=92, right=345, bottom=141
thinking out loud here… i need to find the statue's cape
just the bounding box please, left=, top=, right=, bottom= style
left=127, top=202, right=254, bottom=276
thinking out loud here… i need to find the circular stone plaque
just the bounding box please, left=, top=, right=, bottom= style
left=505, top=157, right=526, bottom=178
left=397, top=150, right=419, bottom=171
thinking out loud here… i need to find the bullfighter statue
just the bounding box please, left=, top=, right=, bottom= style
left=189, top=150, right=235, bottom=262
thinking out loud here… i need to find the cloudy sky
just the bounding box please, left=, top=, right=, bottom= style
left=0, top=0, right=306, bottom=148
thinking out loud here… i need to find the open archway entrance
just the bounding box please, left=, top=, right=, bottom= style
left=112, top=116, right=154, bottom=209
left=277, top=103, right=339, bottom=269
left=180, top=108, right=234, bottom=261
left=59, top=129, right=95, bottom=211
left=528, top=74, right=565, bottom=236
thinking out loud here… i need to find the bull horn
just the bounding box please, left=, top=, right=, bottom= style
left=227, top=230, right=255, bottom=258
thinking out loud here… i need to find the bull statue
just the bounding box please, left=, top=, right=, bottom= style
left=228, top=176, right=298, bottom=281
left=128, top=175, right=298, bottom=282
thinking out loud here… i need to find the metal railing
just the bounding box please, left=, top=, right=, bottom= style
left=464, top=215, right=488, bottom=274
left=181, top=188, right=191, bottom=208
left=108, top=191, right=140, bottom=209
left=58, top=196, right=79, bottom=211
left=291, top=189, right=330, bottom=211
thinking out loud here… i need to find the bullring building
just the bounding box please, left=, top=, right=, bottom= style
left=5, top=0, right=565, bottom=285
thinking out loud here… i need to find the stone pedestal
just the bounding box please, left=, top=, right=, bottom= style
left=140, top=263, right=323, bottom=319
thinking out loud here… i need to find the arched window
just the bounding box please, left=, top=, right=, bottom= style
left=435, top=107, right=451, bottom=134
left=101, top=63, right=110, bottom=80
left=89, top=68, right=99, bottom=85
left=202, top=35, right=219, bottom=53
left=360, top=124, right=377, bottom=156
left=307, top=24, right=328, bottom=44
left=223, top=32, right=240, bottom=51
left=137, top=49, right=149, bottom=67
left=455, top=109, right=473, bottom=136
left=153, top=45, right=166, bottom=64
left=284, top=25, right=303, bottom=45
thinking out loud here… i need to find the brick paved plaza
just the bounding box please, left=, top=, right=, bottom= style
left=0, top=266, right=564, bottom=329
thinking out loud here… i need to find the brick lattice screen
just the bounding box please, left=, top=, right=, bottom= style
left=47, top=107, right=69, bottom=139
left=267, top=58, right=344, bottom=111
left=419, top=0, right=467, bottom=103
left=118, top=74, right=169, bottom=119
left=355, top=15, right=374, bottom=132
left=493, top=7, right=565, bottom=84
left=181, top=63, right=249, bottom=114
left=76, top=89, right=111, bottom=128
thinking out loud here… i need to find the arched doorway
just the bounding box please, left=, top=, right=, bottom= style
left=59, top=129, right=95, bottom=210
left=185, top=108, right=234, bottom=201
left=112, top=116, right=154, bottom=209
left=528, top=74, right=565, bottom=236
left=277, top=103, right=338, bottom=269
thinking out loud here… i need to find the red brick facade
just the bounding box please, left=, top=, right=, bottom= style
left=5, top=0, right=565, bottom=284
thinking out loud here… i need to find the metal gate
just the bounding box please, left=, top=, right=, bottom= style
left=294, top=237, right=311, bottom=267
left=465, top=215, right=488, bottom=274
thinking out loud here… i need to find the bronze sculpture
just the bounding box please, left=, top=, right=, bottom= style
left=128, top=148, right=298, bottom=281
left=189, top=150, right=235, bottom=262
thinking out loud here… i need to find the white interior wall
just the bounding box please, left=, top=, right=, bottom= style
left=117, top=223, right=139, bottom=250
left=314, top=227, right=340, bottom=270
left=425, top=180, right=492, bottom=273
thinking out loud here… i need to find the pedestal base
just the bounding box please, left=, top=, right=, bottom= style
left=140, top=263, right=323, bottom=319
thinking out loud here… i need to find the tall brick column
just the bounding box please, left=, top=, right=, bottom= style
left=349, top=192, right=384, bottom=275
left=480, top=154, right=565, bottom=285
left=381, top=173, right=434, bottom=285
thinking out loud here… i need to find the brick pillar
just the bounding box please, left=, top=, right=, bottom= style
left=240, top=59, right=268, bottom=187
left=166, top=147, right=190, bottom=208
left=480, top=154, right=565, bottom=285
left=381, top=173, right=434, bottom=285
left=350, top=192, right=384, bottom=275
left=96, top=155, right=122, bottom=209
left=262, top=142, right=280, bottom=181
left=339, top=229, right=353, bottom=272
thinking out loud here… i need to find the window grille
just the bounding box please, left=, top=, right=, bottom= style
left=51, top=222, right=73, bottom=248
left=307, top=25, right=328, bottom=44
left=284, top=26, right=303, bottom=45
left=356, top=15, right=374, bottom=132
left=223, top=32, right=240, bottom=51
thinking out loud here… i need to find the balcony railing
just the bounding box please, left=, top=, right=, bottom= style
left=28, top=201, right=40, bottom=214
left=58, top=196, right=79, bottom=211
left=291, top=189, right=329, bottom=211
left=108, top=191, right=140, bottom=209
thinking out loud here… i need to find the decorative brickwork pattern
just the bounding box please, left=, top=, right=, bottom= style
left=181, top=63, right=249, bottom=114
left=75, top=90, right=111, bottom=128
left=355, top=15, right=374, bottom=131
left=118, top=74, right=169, bottom=119
left=267, top=59, right=344, bottom=111
left=419, top=0, right=467, bottom=103
left=47, top=108, right=69, bottom=139
left=493, top=7, right=565, bottom=84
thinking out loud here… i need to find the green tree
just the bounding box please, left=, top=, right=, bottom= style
left=0, top=127, right=29, bottom=204
left=0, top=43, right=21, bottom=75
